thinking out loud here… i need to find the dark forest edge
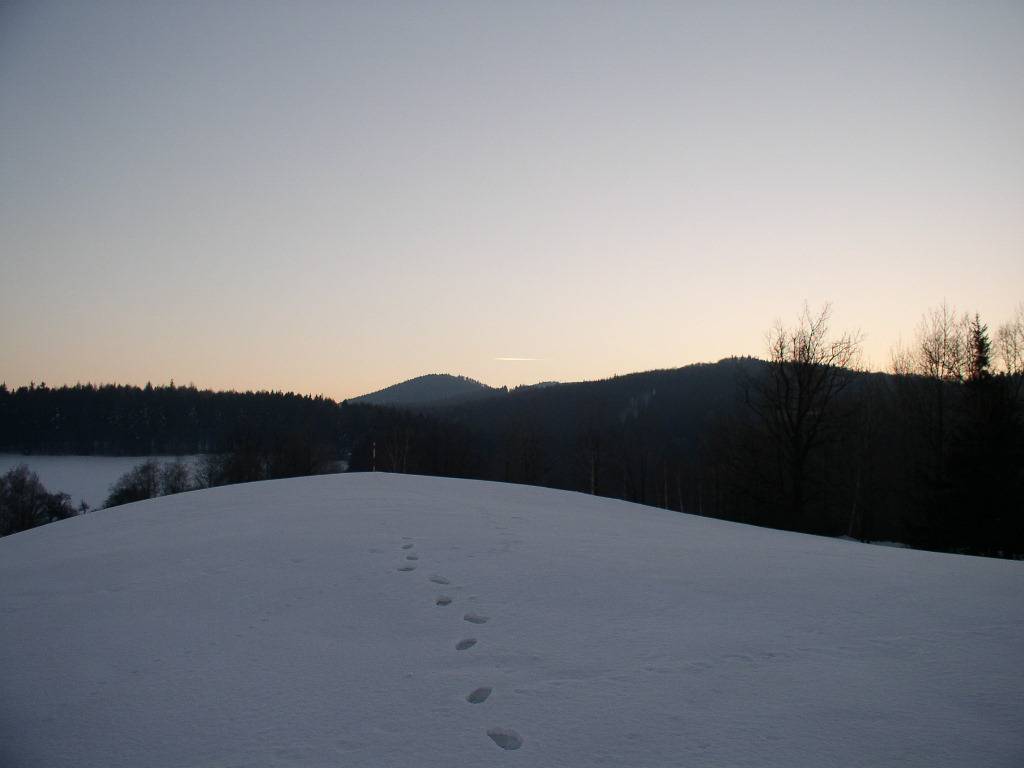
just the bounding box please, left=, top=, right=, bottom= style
left=2, top=301, right=1022, bottom=558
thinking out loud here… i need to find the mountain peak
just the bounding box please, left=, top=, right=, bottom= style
left=349, top=373, right=496, bottom=407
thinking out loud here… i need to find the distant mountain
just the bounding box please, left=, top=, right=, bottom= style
left=348, top=374, right=499, bottom=407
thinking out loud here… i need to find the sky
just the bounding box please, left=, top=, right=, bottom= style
left=2, top=1, right=1022, bottom=401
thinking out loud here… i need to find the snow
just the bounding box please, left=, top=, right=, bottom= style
left=0, top=454, right=200, bottom=509
left=1, top=472, right=1021, bottom=767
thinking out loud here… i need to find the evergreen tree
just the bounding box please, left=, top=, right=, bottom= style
left=968, top=314, right=992, bottom=383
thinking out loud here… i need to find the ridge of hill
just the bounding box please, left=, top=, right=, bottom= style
left=349, top=373, right=498, bottom=406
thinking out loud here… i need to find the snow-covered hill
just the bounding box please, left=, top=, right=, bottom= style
left=1, top=473, right=1021, bottom=767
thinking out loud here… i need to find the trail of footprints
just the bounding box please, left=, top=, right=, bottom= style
left=394, top=537, right=524, bottom=751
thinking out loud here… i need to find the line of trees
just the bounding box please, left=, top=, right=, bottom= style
left=886, top=303, right=1023, bottom=553
left=3, top=301, right=1020, bottom=556
left=347, top=302, right=1023, bottom=558
left=0, top=382, right=347, bottom=456
left=706, top=302, right=1022, bottom=555
left=102, top=436, right=345, bottom=510
left=103, top=459, right=195, bottom=508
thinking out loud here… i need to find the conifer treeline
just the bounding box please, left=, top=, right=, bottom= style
left=0, top=382, right=345, bottom=456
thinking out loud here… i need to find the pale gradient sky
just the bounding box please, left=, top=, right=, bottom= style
left=2, top=1, right=1022, bottom=400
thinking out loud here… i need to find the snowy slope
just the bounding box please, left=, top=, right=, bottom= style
left=1, top=473, right=1021, bottom=767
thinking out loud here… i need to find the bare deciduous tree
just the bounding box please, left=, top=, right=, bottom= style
left=996, top=302, right=1024, bottom=400
left=160, top=460, right=193, bottom=495
left=104, top=460, right=161, bottom=508
left=891, top=301, right=970, bottom=382
left=890, top=302, right=975, bottom=493
left=750, top=303, right=862, bottom=531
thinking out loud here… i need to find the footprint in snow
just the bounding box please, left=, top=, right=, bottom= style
left=429, top=575, right=450, bottom=585
left=405, top=554, right=419, bottom=561
left=401, top=543, right=414, bottom=550
left=397, top=565, right=416, bottom=572
left=455, top=638, right=477, bottom=651
left=487, top=727, right=523, bottom=750
left=435, top=596, right=452, bottom=606
left=466, top=687, right=492, bottom=704
left=463, top=612, right=489, bottom=624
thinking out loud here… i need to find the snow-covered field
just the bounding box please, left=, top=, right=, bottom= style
left=1, top=473, right=1021, bottom=767
left=0, top=454, right=200, bottom=509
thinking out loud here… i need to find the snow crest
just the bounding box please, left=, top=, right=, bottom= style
left=1, top=472, right=1022, bottom=767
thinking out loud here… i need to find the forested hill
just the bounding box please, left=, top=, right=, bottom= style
left=0, top=383, right=344, bottom=456
left=3, top=350, right=1021, bottom=557
left=346, top=356, right=1023, bottom=558
left=347, top=357, right=762, bottom=488
left=348, top=373, right=498, bottom=406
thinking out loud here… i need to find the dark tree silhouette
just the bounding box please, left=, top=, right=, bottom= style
left=748, top=304, right=862, bottom=532
left=0, top=465, right=78, bottom=537
left=967, top=313, right=992, bottom=383
left=104, top=460, right=161, bottom=508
